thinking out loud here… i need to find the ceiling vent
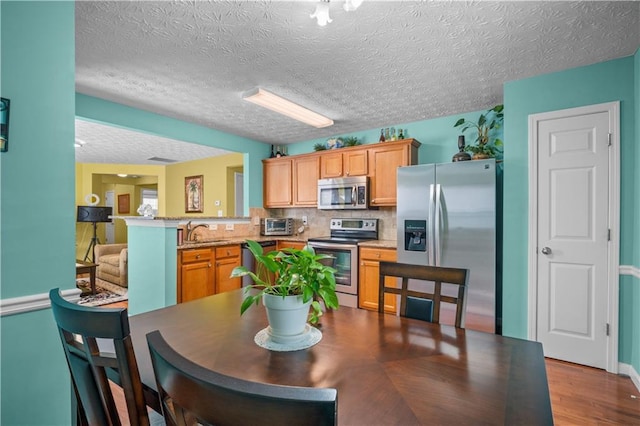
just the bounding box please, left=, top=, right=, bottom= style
left=147, top=157, right=178, bottom=163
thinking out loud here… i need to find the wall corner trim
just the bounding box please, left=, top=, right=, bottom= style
left=0, top=288, right=82, bottom=317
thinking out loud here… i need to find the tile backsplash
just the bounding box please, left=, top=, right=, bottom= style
left=268, top=207, right=397, bottom=240
left=180, top=207, right=397, bottom=242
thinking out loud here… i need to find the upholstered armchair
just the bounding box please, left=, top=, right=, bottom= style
left=94, top=243, right=128, bottom=288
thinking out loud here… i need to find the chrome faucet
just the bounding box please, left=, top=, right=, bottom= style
left=185, top=221, right=208, bottom=241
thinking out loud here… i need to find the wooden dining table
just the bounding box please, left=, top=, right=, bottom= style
left=128, top=289, right=553, bottom=425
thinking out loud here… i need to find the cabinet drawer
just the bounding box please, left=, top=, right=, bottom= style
left=359, top=247, right=396, bottom=262
left=181, top=248, right=212, bottom=263
left=215, top=245, right=241, bottom=259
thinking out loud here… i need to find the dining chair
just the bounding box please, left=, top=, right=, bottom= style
left=146, top=330, right=338, bottom=426
left=49, top=288, right=157, bottom=426
left=378, top=262, right=469, bottom=328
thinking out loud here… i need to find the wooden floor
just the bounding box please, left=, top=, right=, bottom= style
left=546, top=358, right=639, bottom=425
left=104, top=301, right=639, bottom=424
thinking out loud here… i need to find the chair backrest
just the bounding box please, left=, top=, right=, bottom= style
left=146, top=330, right=338, bottom=426
left=49, top=288, right=150, bottom=426
left=378, top=262, right=469, bottom=328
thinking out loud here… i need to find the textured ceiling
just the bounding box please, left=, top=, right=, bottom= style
left=75, top=0, right=640, bottom=164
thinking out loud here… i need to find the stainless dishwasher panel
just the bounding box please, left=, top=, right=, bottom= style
left=241, top=240, right=276, bottom=287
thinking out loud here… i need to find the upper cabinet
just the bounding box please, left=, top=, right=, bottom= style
left=263, top=159, right=293, bottom=208
left=293, top=155, right=320, bottom=206
left=263, top=154, right=320, bottom=208
left=369, top=139, right=420, bottom=207
left=320, top=148, right=368, bottom=178
left=263, top=139, right=420, bottom=208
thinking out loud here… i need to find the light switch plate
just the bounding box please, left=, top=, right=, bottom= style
left=209, top=224, right=218, bottom=230
left=225, top=223, right=234, bottom=231
left=253, top=216, right=260, bottom=225
left=302, top=215, right=308, bottom=225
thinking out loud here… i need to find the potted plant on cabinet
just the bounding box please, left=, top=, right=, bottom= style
left=454, top=104, right=504, bottom=159
left=230, top=240, right=339, bottom=343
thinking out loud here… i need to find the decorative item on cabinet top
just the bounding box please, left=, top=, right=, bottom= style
left=314, top=136, right=361, bottom=152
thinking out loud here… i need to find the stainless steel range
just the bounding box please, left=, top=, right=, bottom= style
left=307, top=218, right=378, bottom=308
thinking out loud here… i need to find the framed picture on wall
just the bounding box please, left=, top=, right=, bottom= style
left=117, top=194, right=130, bottom=214
left=185, top=175, right=203, bottom=213
left=1, top=98, right=10, bottom=153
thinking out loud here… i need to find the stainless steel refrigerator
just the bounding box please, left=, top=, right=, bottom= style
left=396, top=159, right=500, bottom=334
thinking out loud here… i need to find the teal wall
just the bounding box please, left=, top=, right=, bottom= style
left=1, top=4, right=638, bottom=425
left=502, top=55, right=639, bottom=371
left=76, top=94, right=269, bottom=210
left=632, top=48, right=640, bottom=373
left=287, top=110, right=494, bottom=166
left=1, top=2, right=77, bottom=425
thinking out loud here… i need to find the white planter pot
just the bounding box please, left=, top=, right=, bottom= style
left=262, top=293, right=311, bottom=343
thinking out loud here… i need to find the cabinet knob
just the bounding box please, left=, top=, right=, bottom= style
left=208, top=262, right=211, bottom=268
left=376, top=253, right=380, bottom=258
left=226, top=250, right=231, bottom=256
left=196, top=254, right=200, bottom=259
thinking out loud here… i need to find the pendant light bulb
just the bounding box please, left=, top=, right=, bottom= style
left=343, top=0, right=363, bottom=12
left=310, top=1, right=332, bottom=26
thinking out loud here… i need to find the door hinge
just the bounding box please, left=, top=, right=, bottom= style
left=608, top=133, right=612, bottom=146
left=608, top=229, right=611, bottom=241
left=606, top=323, right=610, bottom=336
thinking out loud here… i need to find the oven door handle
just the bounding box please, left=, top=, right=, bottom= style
left=308, top=241, right=358, bottom=250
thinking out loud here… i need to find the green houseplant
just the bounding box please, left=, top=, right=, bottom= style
left=454, top=104, right=504, bottom=159
left=230, top=240, right=339, bottom=327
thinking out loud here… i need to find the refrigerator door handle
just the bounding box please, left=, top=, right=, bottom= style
left=429, top=183, right=436, bottom=266
left=434, top=183, right=442, bottom=266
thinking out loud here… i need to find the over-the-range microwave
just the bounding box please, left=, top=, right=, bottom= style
left=317, top=176, right=368, bottom=210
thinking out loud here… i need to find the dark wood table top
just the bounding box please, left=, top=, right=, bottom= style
left=128, top=289, right=553, bottom=425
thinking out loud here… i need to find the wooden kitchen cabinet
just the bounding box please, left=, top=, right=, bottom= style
left=263, top=139, right=420, bottom=208
left=277, top=240, right=307, bottom=251
left=358, top=247, right=397, bottom=312
left=368, top=139, right=420, bottom=207
left=263, top=155, right=319, bottom=208
left=178, top=248, right=214, bottom=303
left=320, top=148, right=368, bottom=178
left=263, top=158, right=293, bottom=208
left=293, top=155, right=320, bottom=206
left=215, top=244, right=242, bottom=294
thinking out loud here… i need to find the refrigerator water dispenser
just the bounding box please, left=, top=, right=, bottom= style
left=404, top=220, right=427, bottom=252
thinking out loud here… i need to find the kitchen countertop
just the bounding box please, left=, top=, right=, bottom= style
left=178, top=237, right=398, bottom=250
left=177, top=236, right=307, bottom=250
left=357, top=239, right=397, bottom=249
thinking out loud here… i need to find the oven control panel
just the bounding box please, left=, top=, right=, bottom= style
left=329, top=218, right=377, bottom=232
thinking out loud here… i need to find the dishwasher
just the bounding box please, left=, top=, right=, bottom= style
left=241, top=240, right=277, bottom=287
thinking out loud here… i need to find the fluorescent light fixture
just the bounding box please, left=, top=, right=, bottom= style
left=243, top=88, right=334, bottom=128
left=117, top=174, right=128, bottom=177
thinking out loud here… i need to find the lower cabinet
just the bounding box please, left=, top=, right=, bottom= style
left=178, top=248, right=214, bottom=303
left=215, top=245, right=241, bottom=294
left=277, top=240, right=307, bottom=251
left=358, top=247, right=397, bottom=312
left=178, top=244, right=242, bottom=303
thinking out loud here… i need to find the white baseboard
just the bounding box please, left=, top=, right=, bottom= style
left=0, top=288, right=82, bottom=317
left=619, top=362, right=640, bottom=393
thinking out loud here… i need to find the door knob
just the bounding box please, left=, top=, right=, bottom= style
left=541, top=247, right=552, bottom=255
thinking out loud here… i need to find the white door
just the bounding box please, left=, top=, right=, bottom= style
left=529, top=102, right=619, bottom=371
left=104, top=190, right=115, bottom=244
